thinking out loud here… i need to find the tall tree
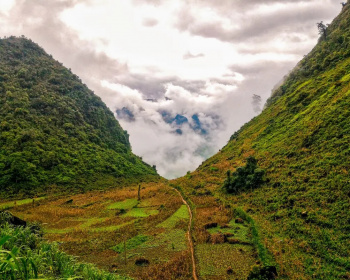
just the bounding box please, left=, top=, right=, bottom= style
left=317, top=21, right=328, bottom=39
left=251, top=94, right=262, bottom=113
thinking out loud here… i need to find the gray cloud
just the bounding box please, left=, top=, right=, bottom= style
left=142, top=18, right=159, bottom=27
left=0, top=0, right=126, bottom=84
left=187, top=0, right=335, bottom=14
left=175, top=0, right=340, bottom=44
left=172, top=79, right=207, bottom=93
left=229, top=60, right=297, bottom=103
left=183, top=51, right=205, bottom=60
left=132, top=0, right=162, bottom=6
left=116, top=107, right=136, bottom=122
left=114, top=73, right=176, bottom=100
left=115, top=74, right=209, bottom=101
left=0, top=0, right=342, bottom=179
left=230, top=60, right=293, bottom=77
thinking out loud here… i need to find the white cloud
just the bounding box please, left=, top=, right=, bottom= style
left=0, top=0, right=15, bottom=15
left=0, top=0, right=342, bottom=178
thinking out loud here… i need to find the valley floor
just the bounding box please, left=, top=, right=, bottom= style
left=2, top=180, right=264, bottom=280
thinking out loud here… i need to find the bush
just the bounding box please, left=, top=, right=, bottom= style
left=223, top=156, right=265, bottom=194
left=0, top=217, right=132, bottom=279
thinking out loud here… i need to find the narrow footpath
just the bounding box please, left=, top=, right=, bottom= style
left=172, top=187, right=198, bottom=280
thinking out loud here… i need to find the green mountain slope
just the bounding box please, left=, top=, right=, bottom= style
left=0, top=37, right=158, bottom=197
left=174, top=5, right=350, bottom=279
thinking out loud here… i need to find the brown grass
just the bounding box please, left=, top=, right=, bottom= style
left=210, top=233, right=226, bottom=244
left=10, top=181, right=191, bottom=278
left=136, top=251, right=192, bottom=280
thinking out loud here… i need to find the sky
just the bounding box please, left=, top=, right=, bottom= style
left=0, top=0, right=341, bottom=179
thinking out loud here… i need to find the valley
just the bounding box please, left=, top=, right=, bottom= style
left=1, top=2, right=350, bottom=280
left=4, top=182, right=191, bottom=279
left=3, top=181, right=265, bottom=280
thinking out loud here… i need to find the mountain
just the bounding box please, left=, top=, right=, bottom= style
left=173, top=5, right=350, bottom=279
left=0, top=36, right=158, bottom=198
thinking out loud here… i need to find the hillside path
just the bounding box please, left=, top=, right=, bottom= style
left=172, top=188, right=198, bottom=280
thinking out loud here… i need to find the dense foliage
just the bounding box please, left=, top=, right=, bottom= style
left=223, top=156, right=265, bottom=194
left=0, top=36, right=158, bottom=197
left=0, top=212, right=131, bottom=279
left=176, top=5, right=350, bottom=279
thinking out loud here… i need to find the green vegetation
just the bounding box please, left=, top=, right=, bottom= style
left=106, top=198, right=159, bottom=217
left=159, top=229, right=187, bottom=251
left=123, top=208, right=159, bottom=218
left=175, top=5, right=350, bottom=279
left=196, top=243, right=254, bottom=279
left=10, top=183, right=191, bottom=279
left=157, top=205, right=189, bottom=229
left=0, top=197, right=45, bottom=210
left=207, top=219, right=250, bottom=244
left=222, top=156, right=265, bottom=194
left=0, top=213, right=132, bottom=280
left=44, top=217, right=127, bottom=234
left=0, top=36, right=158, bottom=198
left=112, top=235, right=148, bottom=253
left=2, top=3, right=350, bottom=279
left=141, top=229, right=187, bottom=252
left=107, top=199, right=138, bottom=210
left=89, top=221, right=134, bottom=233
left=234, top=208, right=274, bottom=267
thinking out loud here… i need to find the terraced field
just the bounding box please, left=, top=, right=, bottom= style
left=0, top=197, right=46, bottom=209
left=8, top=182, right=192, bottom=279
left=187, top=193, right=259, bottom=279
left=4, top=180, right=266, bottom=279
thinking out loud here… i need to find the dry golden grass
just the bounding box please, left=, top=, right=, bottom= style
left=135, top=251, right=192, bottom=280
left=10, top=181, right=191, bottom=279
left=210, top=233, right=226, bottom=244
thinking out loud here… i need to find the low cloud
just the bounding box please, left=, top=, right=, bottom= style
left=101, top=80, right=232, bottom=178
left=142, top=17, right=159, bottom=27
left=114, top=73, right=176, bottom=100
left=183, top=52, right=205, bottom=60
left=0, top=0, right=341, bottom=178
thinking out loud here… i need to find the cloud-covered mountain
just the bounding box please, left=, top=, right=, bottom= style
left=0, top=0, right=341, bottom=178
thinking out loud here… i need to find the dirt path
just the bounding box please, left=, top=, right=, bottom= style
left=172, top=188, right=198, bottom=280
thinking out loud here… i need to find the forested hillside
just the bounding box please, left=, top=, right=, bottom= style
left=0, top=37, right=158, bottom=197
left=174, top=4, right=350, bottom=279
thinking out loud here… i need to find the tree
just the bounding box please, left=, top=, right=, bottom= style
left=138, top=184, right=141, bottom=201
left=317, top=21, right=328, bottom=39
left=223, top=156, right=265, bottom=194
left=252, top=94, right=262, bottom=113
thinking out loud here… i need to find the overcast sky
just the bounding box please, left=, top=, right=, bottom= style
left=0, top=0, right=341, bottom=178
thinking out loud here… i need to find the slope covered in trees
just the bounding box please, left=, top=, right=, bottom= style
left=173, top=4, right=350, bottom=279
left=0, top=37, right=158, bottom=197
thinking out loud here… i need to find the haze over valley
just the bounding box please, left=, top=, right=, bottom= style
left=0, top=0, right=341, bottom=178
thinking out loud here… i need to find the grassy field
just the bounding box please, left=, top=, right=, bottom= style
left=0, top=219, right=132, bottom=280
left=0, top=197, right=46, bottom=210
left=196, top=243, right=255, bottom=279
left=167, top=182, right=263, bottom=279
left=10, top=181, right=192, bottom=279
left=6, top=180, right=262, bottom=279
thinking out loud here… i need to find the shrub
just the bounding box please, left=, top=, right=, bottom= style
left=0, top=218, right=132, bottom=279
left=223, top=156, right=265, bottom=194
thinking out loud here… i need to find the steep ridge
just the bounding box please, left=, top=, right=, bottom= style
left=0, top=37, right=158, bottom=197
left=173, top=5, right=350, bottom=279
